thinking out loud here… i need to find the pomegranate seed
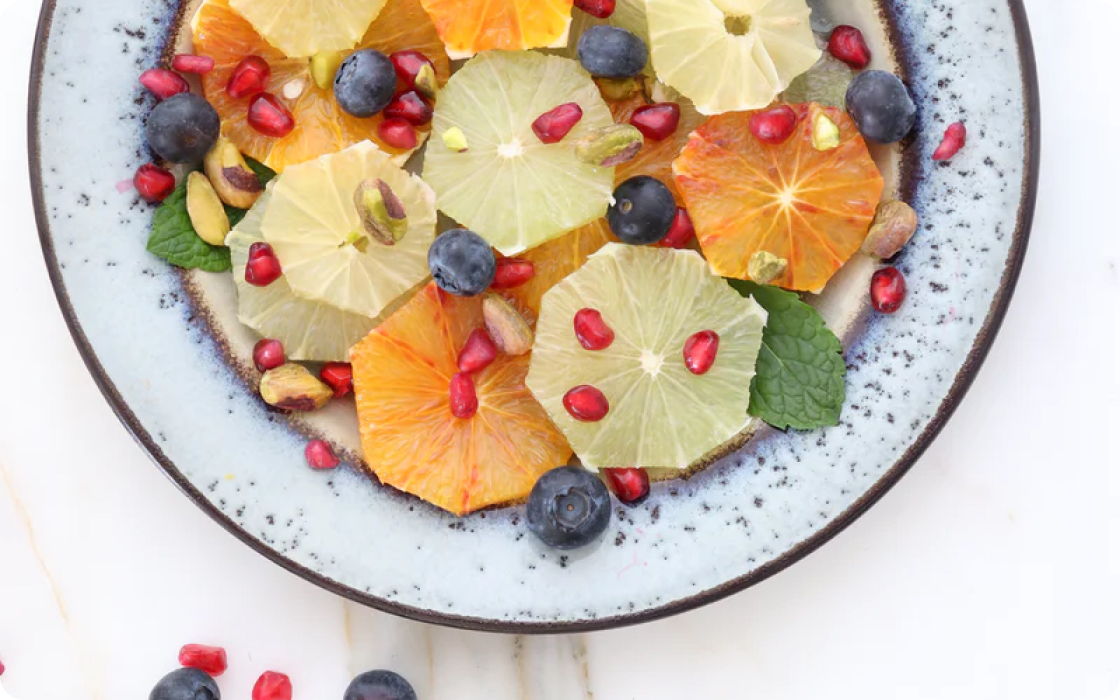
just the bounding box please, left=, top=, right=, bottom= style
left=248, top=93, right=295, bottom=138
left=320, top=362, right=353, bottom=397
left=252, top=671, right=293, bottom=700
left=0, top=658, right=4, bottom=676
left=449, top=372, right=479, bottom=419
left=575, top=0, right=616, bottom=18
left=252, top=338, right=286, bottom=372
left=491, top=258, right=536, bottom=289
left=573, top=309, right=615, bottom=351
left=658, top=207, right=695, bottom=249
left=828, top=25, right=872, bottom=69
left=749, top=105, right=798, bottom=145
left=133, top=163, right=176, bottom=203
left=870, top=266, right=907, bottom=313
left=532, top=103, right=584, bottom=144
left=305, top=439, right=340, bottom=469
left=563, top=385, right=609, bottom=422
left=172, top=54, right=215, bottom=74
left=178, top=645, right=227, bottom=676
left=458, top=329, right=498, bottom=373
left=245, top=242, right=283, bottom=287
left=390, top=50, right=436, bottom=92
left=379, top=118, right=418, bottom=150
left=932, top=121, right=967, bottom=161
left=683, top=330, right=720, bottom=375
left=226, top=56, right=271, bottom=99
left=384, top=91, right=433, bottom=126
left=605, top=468, right=650, bottom=506
left=630, top=103, right=681, bottom=142
left=139, top=68, right=189, bottom=100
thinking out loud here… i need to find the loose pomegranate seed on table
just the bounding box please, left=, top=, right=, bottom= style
left=320, top=362, right=353, bottom=397
left=457, top=328, right=498, bottom=374
left=683, top=330, right=720, bottom=375
left=172, top=54, right=215, bottom=74
left=749, top=105, right=798, bottom=144
left=139, top=68, right=189, bottom=100
left=178, top=644, right=228, bottom=676
left=390, top=50, right=435, bottom=91
left=573, top=308, right=615, bottom=351
left=658, top=207, right=695, bottom=249
left=630, top=103, right=680, bottom=142
left=870, top=266, right=907, bottom=313
left=532, top=102, right=584, bottom=144
left=133, top=163, right=176, bottom=203
left=252, top=339, right=286, bottom=372
left=252, top=671, right=293, bottom=700
left=305, top=439, right=340, bottom=470
left=245, top=242, right=283, bottom=287
left=563, top=385, right=610, bottom=422
left=828, top=25, right=872, bottom=69
left=384, top=91, right=433, bottom=126
left=932, top=122, right=967, bottom=161
left=605, top=467, right=650, bottom=506
left=449, top=372, right=479, bottom=419
left=226, top=55, right=271, bottom=98
left=379, top=118, right=418, bottom=150
left=490, top=258, right=535, bottom=289
left=575, top=0, right=616, bottom=18
left=248, top=93, right=296, bottom=138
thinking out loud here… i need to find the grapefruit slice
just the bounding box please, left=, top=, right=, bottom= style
left=227, top=0, right=388, bottom=58
left=419, top=0, right=575, bottom=59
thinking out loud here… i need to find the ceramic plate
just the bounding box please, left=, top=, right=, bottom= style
left=28, top=0, right=1039, bottom=631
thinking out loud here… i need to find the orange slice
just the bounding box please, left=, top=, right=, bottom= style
left=608, top=92, right=706, bottom=205
left=673, top=103, right=884, bottom=291
left=192, top=0, right=450, bottom=172
left=351, top=283, right=572, bottom=515
left=418, top=0, right=575, bottom=59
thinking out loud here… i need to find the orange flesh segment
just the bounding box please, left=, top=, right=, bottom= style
left=418, top=0, right=574, bottom=57
left=608, top=93, right=706, bottom=205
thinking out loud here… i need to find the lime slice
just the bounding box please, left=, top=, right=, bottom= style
left=227, top=0, right=388, bottom=57
left=261, top=141, right=435, bottom=319
left=526, top=243, right=767, bottom=469
left=422, top=52, right=616, bottom=256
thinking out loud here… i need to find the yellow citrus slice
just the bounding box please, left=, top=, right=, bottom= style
left=227, top=0, right=388, bottom=58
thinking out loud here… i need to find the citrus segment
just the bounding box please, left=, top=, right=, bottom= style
left=419, top=0, right=574, bottom=59
left=607, top=93, right=706, bottom=204
left=227, top=0, right=388, bottom=58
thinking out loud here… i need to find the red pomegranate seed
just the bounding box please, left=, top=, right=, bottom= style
left=379, top=118, right=418, bottom=150
left=252, top=339, right=286, bottom=372
left=449, top=372, right=479, bottom=419
left=630, top=103, right=681, bottom=142
left=139, top=68, right=189, bottom=100
left=320, top=362, right=353, bottom=397
left=227, top=56, right=271, bottom=99
left=305, top=439, right=340, bottom=469
left=390, top=50, right=436, bottom=92
left=659, top=207, right=695, bottom=249
left=573, top=309, right=615, bottom=351
left=245, top=242, right=283, bottom=287
left=248, top=93, right=295, bottom=138
left=683, top=330, right=720, bottom=375
left=491, top=258, right=535, bottom=289
left=134, top=163, right=176, bottom=203
left=0, top=657, right=5, bottom=676
left=178, top=645, right=228, bottom=676
left=605, top=468, right=650, bottom=506
left=458, top=329, right=498, bottom=374
left=932, top=122, right=967, bottom=161
left=828, top=25, right=872, bottom=69
left=532, top=103, right=584, bottom=144
left=563, top=385, right=609, bottom=422
left=384, top=91, right=433, bottom=126
left=252, top=671, right=293, bottom=700
left=870, top=266, right=907, bottom=313
left=575, top=0, right=616, bottom=18
left=749, top=105, right=798, bottom=145
left=172, top=54, right=215, bottom=74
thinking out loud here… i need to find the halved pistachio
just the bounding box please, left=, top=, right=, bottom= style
left=482, top=294, right=533, bottom=356
left=353, top=179, right=408, bottom=246
left=862, top=200, right=918, bottom=259
left=203, top=136, right=263, bottom=210
left=414, top=63, right=438, bottom=100
left=748, top=251, right=788, bottom=285
left=186, top=172, right=231, bottom=247
left=259, top=363, right=333, bottom=411
left=812, top=113, right=840, bottom=151
left=441, top=127, right=469, bottom=152
left=595, top=76, right=644, bottom=101
left=573, top=124, right=644, bottom=168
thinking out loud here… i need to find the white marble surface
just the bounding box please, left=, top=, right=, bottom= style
left=1, top=0, right=1118, bottom=697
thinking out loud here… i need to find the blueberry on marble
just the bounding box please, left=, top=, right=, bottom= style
left=527, top=466, right=611, bottom=549
left=334, top=49, right=397, bottom=118
left=845, top=70, right=917, bottom=144
left=146, top=93, right=220, bottom=164
left=428, top=229, right=496, bottom=297
left=344, top=670, right=417, bottom=700
left=149, top=668, right=220, bottom=700
left=577, top=26, right=648, bottom=78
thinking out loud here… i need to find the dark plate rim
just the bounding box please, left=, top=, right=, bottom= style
left=27, top=0, right=1040, bottom=633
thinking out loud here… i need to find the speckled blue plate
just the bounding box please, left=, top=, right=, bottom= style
left=28, top=0, right=1038, bottom=631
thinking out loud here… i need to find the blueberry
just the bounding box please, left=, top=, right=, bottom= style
left=149, top=668, right=220, bottom=700
left=577, top=26, right=648, bottom=78
left=527, top=467, right=611, bottom=550
left=428, top=229, right=496, bottom=297
left=146, top=93, right=220, bottom=164
left=344, top=670, right=417, bottom=700
left=844, top=70, right=916, bottom=144
left=607, top=176, right=676, bottom=245
left=334, top=49, right=397, bottom=118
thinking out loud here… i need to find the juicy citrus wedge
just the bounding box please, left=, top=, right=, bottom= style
left=192, top=0, right=450, bottom=171
left=646, top=0, right=820, bottom=114
left=351, top=283, right=573, bottom=515
left=228, top=0, right=388, bottom=58
left=673, top=103, right=884, bottom=291
left=607, top=92, right=706, bottom=205
left=261, top=141, right=436, bottom=318
left=527, top=243, right=767, bottom=470
left=423, top=52, right=616, bottom=256
left=419, top=0, right=574, bottom=59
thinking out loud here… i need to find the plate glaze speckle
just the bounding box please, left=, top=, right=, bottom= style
left=29, top=0, right=1038, bottom=631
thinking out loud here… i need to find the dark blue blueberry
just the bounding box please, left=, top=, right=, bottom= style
left=845, top=70, right=917, bottom=144
left=577, top=26, right=648, bottom=78
left=607, top=176, right=676, bottom=245
left=149, top=668, right=220, bottom=700
left=146, top=93, right=220, bottom=164
left=527, top=467, right=611, bottom=550
left=428, top=229, right=496, bottom=297
left=334, top=49, right=397, bottom=118
left=344, top=670, right=417, bottom=700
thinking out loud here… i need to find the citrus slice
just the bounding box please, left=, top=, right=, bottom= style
left=261, top=141, right=436, bottom=318
left=227, top=0, right=388, bottom=58
left=673, top=103, right=884, bottom=291
left=526, top=243, right=767, bottom=470
left=607, top=92, right=706, bottom=204
left=192, top=0, right=450, bottom=171
left=423, top=52, right=616, bottom=256
left=419, top=0, right=574, bottom=59
left=645, top=0, right=820, bottom=114
left=351, top=283, right=573, bottom=515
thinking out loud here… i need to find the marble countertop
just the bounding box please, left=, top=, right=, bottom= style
left=2, top=0, right=1118, bottom=697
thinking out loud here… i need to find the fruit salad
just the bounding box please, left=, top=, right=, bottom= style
left=134, top=0, right=964, bottom=549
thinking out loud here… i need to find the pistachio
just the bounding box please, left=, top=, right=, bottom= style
left=573, top=124, right=644, bottom=167
left=812, top=113, right=840, bottom=151
left=594, top=76, right=644, bottom=101
left=414, top=63, right=438, bottom=100
left=203, top=137, right=264, bottom=209
left=186, top=172, right=231, bottom=246
left=310, top=50, right=345, bottom=90
left=861, top=200, right=918, bottom=259
left=353, top=179, right=408, bottom=246
left=649, top=80, right=683, bottom=105
left=259, top=363, right=333, bottom=412
left=482, top=293, right=533, bottom=356
left=748, top=251, right=788, bottom=285
left=441, top=126, right=469, bottom=152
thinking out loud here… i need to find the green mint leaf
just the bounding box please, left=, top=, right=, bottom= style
left=225, top=204, right=248, bottom=228
left=146, top=181, right=232, bottom=272
left=728, top=279, right=847, bottom=430
left=246, top=157, right=276, bottom=186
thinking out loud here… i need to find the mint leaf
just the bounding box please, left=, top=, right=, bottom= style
left=226, top=159, right=275, bottom=227
left=146, top=181, right=232, bottom=272
left=729, top=279, right=846, bottom=430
